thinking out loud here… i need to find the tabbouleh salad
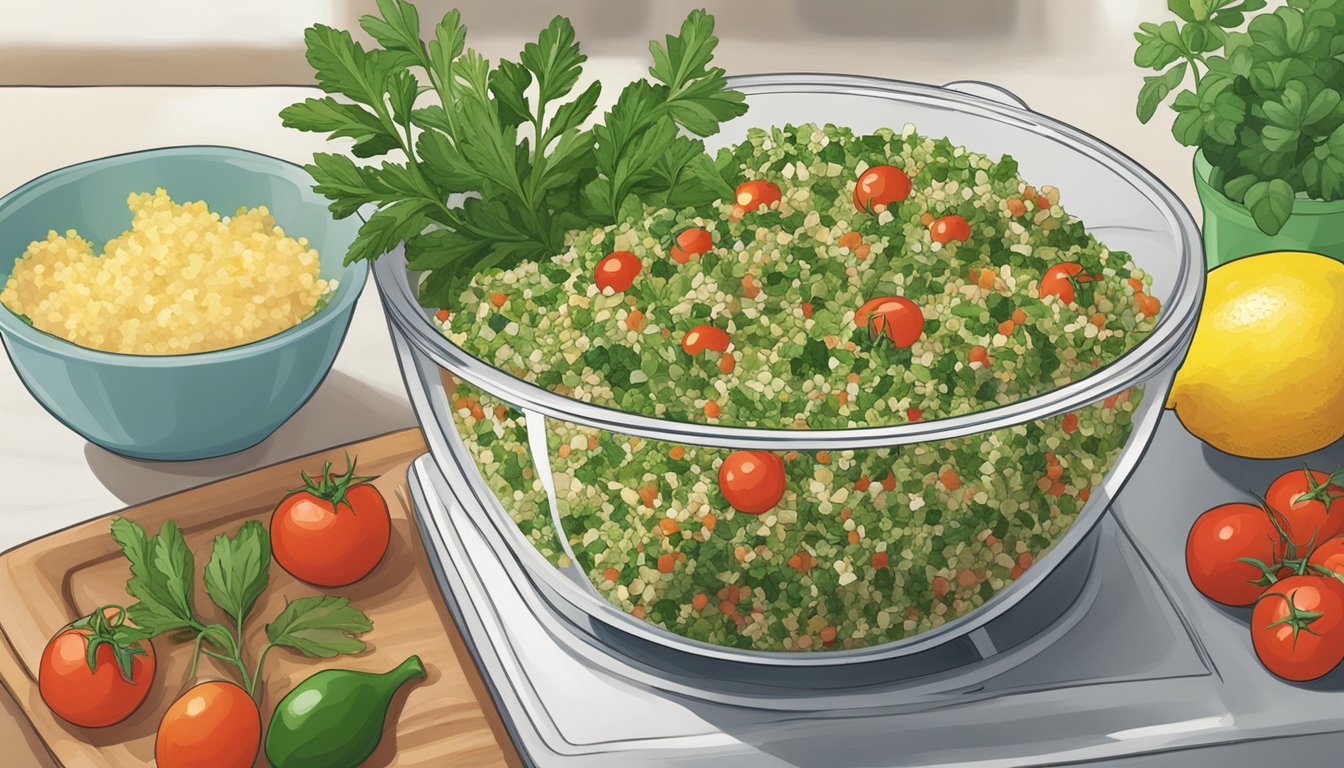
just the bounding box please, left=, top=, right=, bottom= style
left=437, top=122, right=1159, bottom=652
left=280, top=3, right=1158, bottom=653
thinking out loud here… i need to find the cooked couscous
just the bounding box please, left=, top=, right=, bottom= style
left=440, top=123, right=1159, bottom=652
left=1, top=188, right=334, bottom=354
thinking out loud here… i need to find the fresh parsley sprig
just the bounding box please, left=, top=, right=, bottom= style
left=1134, top=0, right=1344, bottom=234
left=281, top=1, right=747, bottom=309
left=110, top=518, right=373, bottom=701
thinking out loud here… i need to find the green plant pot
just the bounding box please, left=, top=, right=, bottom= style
left=1194, top=151, right=1344, bottom=269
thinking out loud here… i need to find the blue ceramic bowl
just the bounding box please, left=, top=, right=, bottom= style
left=0, top=146, right=367, bottom=460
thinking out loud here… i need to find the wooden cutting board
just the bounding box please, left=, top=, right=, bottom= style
left=0, top=429, right=522, bottom=768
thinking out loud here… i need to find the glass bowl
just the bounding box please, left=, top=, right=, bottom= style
left=374, top=74, right=1203, bottom=674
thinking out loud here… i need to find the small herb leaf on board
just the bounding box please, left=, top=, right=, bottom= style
left=203, top=520, right=271, bottom=627
left=266, top=595, right=374, bottom=658
left=110, top=518, right=197, bottom=635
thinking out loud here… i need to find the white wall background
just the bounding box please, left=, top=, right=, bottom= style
left=0, top=0, right=1205, bottom=206
left=2, top=0, right=1168, bottom=85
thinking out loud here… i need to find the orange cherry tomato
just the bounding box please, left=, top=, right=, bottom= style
left=1039, top=263, right=1091, bottom=304
left=854, top=296, right=924, bottom=348
left=156, top=681, right=260, bottom=768
left=853, top=165, right=912, bottom=213
left=271, top=456, right=390, bottom=587
left=734, top=180, right=782, bottom=212
left=671, top=227, right=713, bottom=264
left=39, top=606, right=156, bottom=728
left=595, top=250, right=642, bottom=293
left=718, top=450, right=786, bottom=514
left=681, top=324, right=730, bottom=356
left=929, top=214, right=971, bottom=244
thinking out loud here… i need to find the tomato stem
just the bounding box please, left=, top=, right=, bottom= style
left=285, top=453, right=379, bottom=514
left=1259, top=589, right=1326, bottom=649
left=70, top=604, right=148, bottom=684
left=1296, top=465, right=1344, bottom=508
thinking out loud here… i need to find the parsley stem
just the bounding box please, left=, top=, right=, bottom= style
left=183, top=634, right=205, bottom=694
left=249, top=643, right=276, bottom=703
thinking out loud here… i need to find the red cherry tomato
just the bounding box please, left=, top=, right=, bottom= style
left=854, top=296, right=924, bottom=348
left=1265, top=468, right=1344, bottom=550
left=1185, top=502, right=1284, bottom=606
left=1039, top=263, right=1087, bottom=304
left=39, top=606, right=156, bottom=728
left=853, top=165, right=912, bottom=213
left=671, top=228, right=713, bottom=264
left=734, top=180, right=782, bottom=212
left=594, top=250, right=642, bottom=293
left=1310, top=537, right=1344, bottom=579
left=271, top=456, right=391, bottom=587
left=1251, top=575, right=1344, bottom=681
left=718, top=451, right=786, bottom=514
left=929, top=214, right=971, bottom=244
left=681, top=325, right=730, bottom=356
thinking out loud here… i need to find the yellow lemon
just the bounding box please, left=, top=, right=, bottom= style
left=1168, top=251, right=1344, bottom=459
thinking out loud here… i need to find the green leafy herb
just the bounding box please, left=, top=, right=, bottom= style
left=282, top=1, right=746, bottom=309
left=110, top=516, right=373, bottom=701
left=111, top=518, right=197, bottom=636
left=790, top=338, right=832, bottom=378
left=1134, top=0, right=1344, bottom=234
left=203, top=520, right=271, bottom=628
left=266, top=595, right=374, bottom=658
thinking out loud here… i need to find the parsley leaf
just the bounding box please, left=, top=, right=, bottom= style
left=266, top=595, right=374, bottom=658
left=1242, top=178, right=1295, bottom=234
left=278, top=98, right=397, bottom=158
left=790, top=338, right=832, bottom=378
left=284, top=4, right=747, bottom=309
left=202, top=520, right=271, bottom=628
left=111, top=518, right=197, bottom=636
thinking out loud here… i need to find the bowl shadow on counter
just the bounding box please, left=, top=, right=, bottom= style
left=83, top=370, right=414, bottom=506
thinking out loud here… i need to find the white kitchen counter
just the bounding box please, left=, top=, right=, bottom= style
left=0, top=57, right=1201, bottom=553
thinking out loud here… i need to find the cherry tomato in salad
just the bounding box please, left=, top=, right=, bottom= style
left=271, top=455, right=390, bottom=587
left=854, top=296, right=924, bottom=348
left=681, top=324, right=730, bottom=356
left=39, top=606, right=156, bottom=728
left=1038, top=263, right=1092, bottom=304
left=1185, top=502, right=1284, bottom=606
left=156, top=680, right=261, bottom=768
left=1251, top=575, right=1344, bottom=681
left=929, top=214, right=971, bottom=244
left=734, top=180, right=781, bottom=212
left=718, top=451, right=786, bottom=515
left=594, top=250, right=642, bottom=293
left=853, top=165, right=911, bottom=213
left=1265, top=468, right=1344, bottom=550
left=670, top=227, right=713, bottom=264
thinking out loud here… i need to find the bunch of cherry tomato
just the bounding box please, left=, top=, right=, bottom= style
left=1186, top=467, right=1344, bottom=681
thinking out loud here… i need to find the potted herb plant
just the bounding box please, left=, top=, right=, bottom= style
left=1135, top=0, right=1344, bottom=268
